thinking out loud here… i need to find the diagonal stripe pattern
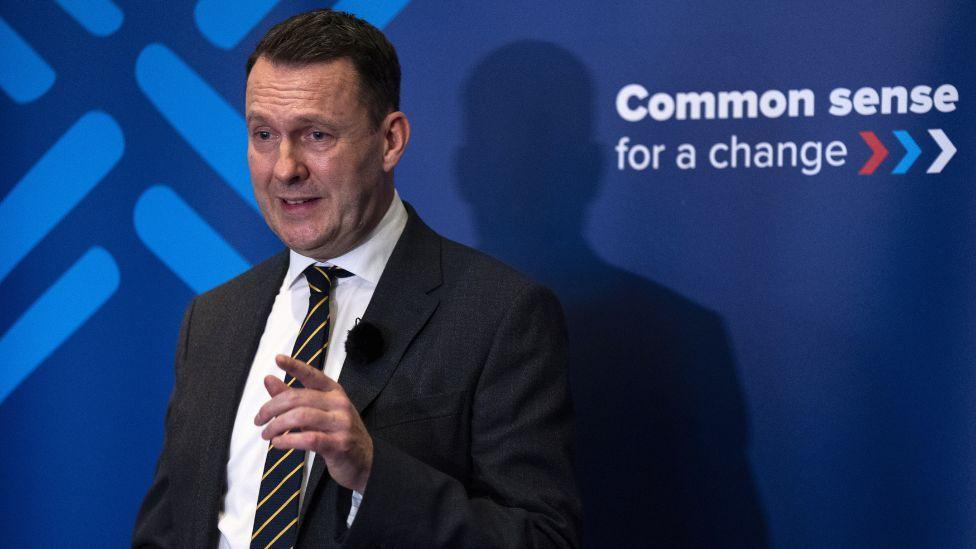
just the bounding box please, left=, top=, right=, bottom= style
left=251, top=265, right=350, bottom=549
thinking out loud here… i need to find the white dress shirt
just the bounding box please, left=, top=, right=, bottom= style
left=217, top=192, right=407, bottom=549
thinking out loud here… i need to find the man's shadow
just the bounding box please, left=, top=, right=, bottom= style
left=455, top=41, right=768, bottom=548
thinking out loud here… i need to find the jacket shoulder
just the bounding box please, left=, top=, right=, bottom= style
left=193, top=250, right=289, bottom=308
left=398, top=203, right=546, bottom=299
left=436, top=236, right=556, bottom=308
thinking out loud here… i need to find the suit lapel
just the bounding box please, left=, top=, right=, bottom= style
left=342, top=211, right=442, bottom=413
left=301, top=206, right=442, bottom=518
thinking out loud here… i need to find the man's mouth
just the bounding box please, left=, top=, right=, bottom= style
left=280, top=197, right=321, bottom=210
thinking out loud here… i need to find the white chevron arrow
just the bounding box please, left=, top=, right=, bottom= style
left=926, top=129, right=956, bottom=174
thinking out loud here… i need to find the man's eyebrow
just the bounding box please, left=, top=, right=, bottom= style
left=295, top=115, right=340, bottom=130
left=245, top=113, right=341, bottom=131
left=246, top=113, right=269, bottom=125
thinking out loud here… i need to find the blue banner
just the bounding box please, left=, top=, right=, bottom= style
left=1, top=1, right=973, bottom=547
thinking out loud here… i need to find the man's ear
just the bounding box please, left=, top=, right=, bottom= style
left=381, top=111, right=410, bottom=172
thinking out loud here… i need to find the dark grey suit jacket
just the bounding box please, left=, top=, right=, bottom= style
left=133, top=207, right=581, bottom=548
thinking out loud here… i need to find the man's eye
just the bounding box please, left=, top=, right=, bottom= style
left=255, top=131, right=272, bottom=140
left=310, top=131, right=328, bottom=141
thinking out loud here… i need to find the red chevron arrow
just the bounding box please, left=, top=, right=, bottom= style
left=858, top=131, right=888, bottom=175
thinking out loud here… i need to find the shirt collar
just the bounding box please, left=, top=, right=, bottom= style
left=282, top=190, right=408, bottom=291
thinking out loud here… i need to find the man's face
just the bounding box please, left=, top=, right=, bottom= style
left=246, top=57, right=396, bottom=260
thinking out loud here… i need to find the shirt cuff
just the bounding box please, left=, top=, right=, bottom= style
left=346, top=490, right=363, bottom=528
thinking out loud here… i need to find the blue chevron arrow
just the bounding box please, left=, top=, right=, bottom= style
left=892, top=130, right=920, bottom=174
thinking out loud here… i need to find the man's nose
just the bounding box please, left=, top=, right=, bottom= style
left=273, top=140, right=309, bottom=183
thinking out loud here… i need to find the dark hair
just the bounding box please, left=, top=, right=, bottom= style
left=246, top=9, right=400, bottom=128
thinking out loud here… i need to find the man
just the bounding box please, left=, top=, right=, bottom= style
left=133, top=9, right=580, bottom=548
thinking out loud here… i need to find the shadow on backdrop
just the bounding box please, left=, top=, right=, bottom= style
left=455, top=41, right=768, bottom=548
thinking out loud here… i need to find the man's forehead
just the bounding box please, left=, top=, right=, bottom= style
left=246, top=59, right=363, bottom=112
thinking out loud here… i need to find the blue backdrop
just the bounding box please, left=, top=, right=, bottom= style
left=1, top=1, right=973, bottom=547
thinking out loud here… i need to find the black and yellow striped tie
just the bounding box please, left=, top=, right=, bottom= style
left=250, top=264, right=350, bottom=549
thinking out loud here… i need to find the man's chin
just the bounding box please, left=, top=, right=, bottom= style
left=281, top=236, right=341, bottom=261
left=274, top=224, right=358, bottom=260
left=287, top=242, right=324, bottom=257
left=274, top=229, right=323, bottom=255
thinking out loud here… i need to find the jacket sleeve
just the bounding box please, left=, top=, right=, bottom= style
left=342, top=284, right=582, bottom=548
left=132, top=298, right=195, bottom=548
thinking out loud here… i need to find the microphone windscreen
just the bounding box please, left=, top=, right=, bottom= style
left=345, top=319, right=384, bottom=364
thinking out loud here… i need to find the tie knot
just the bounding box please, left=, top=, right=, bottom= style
left=303, top=265, right=351, bottom=294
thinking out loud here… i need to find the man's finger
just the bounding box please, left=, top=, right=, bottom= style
left=275, top=354, right=340, bottom=392
left=263, top=375, right=289, bottom=398
left=269, top=431, right=329, bottom=454
left=255, top=388, right=347, bottom=426
left=261, top=407, right=344, bottom=440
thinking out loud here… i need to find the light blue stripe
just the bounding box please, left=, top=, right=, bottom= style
left=135, top=44, right=256, bottom=211
left=0, top=111, right=124, bottom=283
left=0, top=247, right=119, bottom=404
left=194, top=0, right=279, bottom=50
left=134, top=185, right=251, bottom=294
left=892, top=130, right=921, bottom=175
left=333, top=0, right=411, bottom=28
left=55, top=0, right=123, bottom=37
left=0, top=17, right=56, bottom=103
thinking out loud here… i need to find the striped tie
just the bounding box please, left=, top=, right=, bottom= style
left=250, top=265, right=351, bottom=549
